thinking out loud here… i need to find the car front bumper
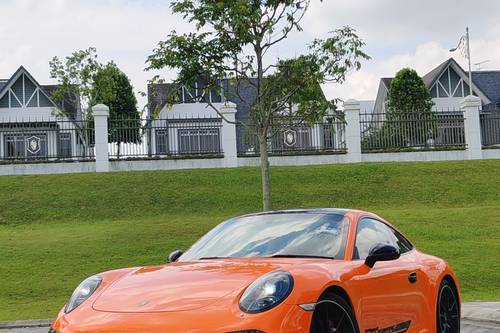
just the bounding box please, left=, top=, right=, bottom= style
left=50, top=302, right=312, bottom=333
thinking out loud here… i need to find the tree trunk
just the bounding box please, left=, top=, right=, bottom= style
left=259, top=133, right=272, bottom=211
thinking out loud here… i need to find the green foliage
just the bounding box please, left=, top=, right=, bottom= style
left=50, top=50, right=141, bottom=157
left=387, top=68, right=433, bottom=115
left=364, top=68, right=437, bottom=147
left=1, top=160, right=500, bottom=319
left=91, top=62, right=142, bottom=146
left=49, top=47, right=101, bottom=117
left=147, top=0, right=370, bottom=209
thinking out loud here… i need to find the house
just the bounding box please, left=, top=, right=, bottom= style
left=366, top=58, right=500, bottom=146
left=0, top=66, right=85, bottom=160
left=147, top=79, right=345, bottom=156
left=373, top=57, right=500, bottom=115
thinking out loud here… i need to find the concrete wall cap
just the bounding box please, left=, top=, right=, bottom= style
left=343, top=99, right=361, bottom=111
left=460, top=95, right=481, bottom=107
left=92, top=104, right=110, bottom=116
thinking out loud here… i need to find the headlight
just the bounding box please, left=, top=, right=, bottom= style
left=239, top=270, right=293, bottom=313
left=65, top=275, right=102, bottom=313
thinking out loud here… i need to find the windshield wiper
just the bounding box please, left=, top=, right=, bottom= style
left=270, top=254, right=335, bottom=260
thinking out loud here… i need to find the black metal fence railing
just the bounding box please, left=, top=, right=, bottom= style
left=360, top=111, right=466, bottom=152
left=0, top=118, right=95, bottom=162
left=108, top=116, right=223, bottom=159
left=480, top=112, right=500, bottom=147
left=236, top=116, right=346, bottom=156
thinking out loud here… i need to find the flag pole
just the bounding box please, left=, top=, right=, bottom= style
left=466, top=27, right=473, bottom=96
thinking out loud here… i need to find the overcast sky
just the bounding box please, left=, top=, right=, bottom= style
left=1, top=0, right=500, bottom=111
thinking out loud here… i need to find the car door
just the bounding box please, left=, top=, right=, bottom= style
left=348, top=218, right=423, bottom=333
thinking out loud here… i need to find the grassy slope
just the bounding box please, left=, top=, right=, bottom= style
left=0, top=160, right=499, bottom=320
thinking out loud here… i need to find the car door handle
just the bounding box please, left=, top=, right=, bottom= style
left=408, top=272, right=417, bottom=284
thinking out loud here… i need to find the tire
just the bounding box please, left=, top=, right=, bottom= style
left=310, top=292, right=360, bottom=333
left=436, top=279, right=460, bottom=333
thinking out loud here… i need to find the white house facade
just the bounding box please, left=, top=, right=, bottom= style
left=0, top=66, right=86, bottom=161
left=147, top=80, right=346, bottom=157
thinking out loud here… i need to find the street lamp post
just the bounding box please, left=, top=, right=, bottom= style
left=450, top=27, right=473, bottom=96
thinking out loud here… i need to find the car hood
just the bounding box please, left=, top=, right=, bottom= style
left=93, top=259, right=288, bottom=313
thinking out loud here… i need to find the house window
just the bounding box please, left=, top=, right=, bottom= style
left=178, top=128, right=220, bottom=154
left=155, top=130, right=169, bottom=154
left=176, top=80, right=223, bottom=104
left=0, top=73, right=54, bottom=108
left=4, top=133, right=48, bottom=159
left=59, top=133, right=72, bottom=158
left=430, top=66, right=472, bottom=98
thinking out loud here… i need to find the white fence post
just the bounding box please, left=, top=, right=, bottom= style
left=92, top=104, right=110, bottom=172
left=220, top=102, right=238, bottom=167
left=344, top=99, right=362, bottom=163
left=461, top=95, right=482, bottom=160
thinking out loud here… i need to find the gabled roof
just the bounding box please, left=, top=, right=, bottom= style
left=376, top=58, right=493, bottom=105
left=472, top=71, right=500, bottom=108
left=0, top=79, right=8, bottom=92
left=381, top=78, right=393, bottom=89
left=422, top=58, right=454, bottom=87
left=0, top=66, right=79, bottom=119
left=148, top=77, right=326, bottom=119
left=147, top=79, right=258, bottom=119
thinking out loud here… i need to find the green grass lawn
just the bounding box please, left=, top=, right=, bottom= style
left=0, top=160, right=499, bottom=320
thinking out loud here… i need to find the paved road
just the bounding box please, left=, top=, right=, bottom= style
left=2, top=320, right=500, bottom=333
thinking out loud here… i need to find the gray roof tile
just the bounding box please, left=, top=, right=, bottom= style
left=472, top=71, right=500, bottom=109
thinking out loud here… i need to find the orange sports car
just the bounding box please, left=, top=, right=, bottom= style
left=50, top=209, right=461, bottom=333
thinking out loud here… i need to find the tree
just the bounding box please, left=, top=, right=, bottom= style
left=387, top=68, right=433, bottom=114
left=50, top=49, right=141, bottom=159
left=49, top=47, right=101, bottom=119
left=147, top=0, right=369, bottom=211
left=386, top=68, right=435, bottom=146
left=50, top=47, right=101, bottom=157
left=91, top=62, right=142, bottom=158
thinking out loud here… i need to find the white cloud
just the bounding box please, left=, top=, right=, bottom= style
left=0, top=0, right=187, bottom=110
left=1, top=0, right=500, bottom=109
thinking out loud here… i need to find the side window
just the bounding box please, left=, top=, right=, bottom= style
left=353, top=218, right=414, bottom=260
left=392, top=230, right=414, bottom=254
left=353, top=218, right=397, bottom=260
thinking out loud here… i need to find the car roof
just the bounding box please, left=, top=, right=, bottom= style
left=238, top=208, right=364, bottom=218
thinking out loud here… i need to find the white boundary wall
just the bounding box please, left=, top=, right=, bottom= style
left=1, top=96, right=500, bottom=176
left=3, top=149, right=500, bottom=176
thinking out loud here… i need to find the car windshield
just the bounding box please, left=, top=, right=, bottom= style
left=179, top=213, right=349, bottom=261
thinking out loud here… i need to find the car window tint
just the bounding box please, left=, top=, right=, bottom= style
left=393, top=230, right=414, bottom=254
left=353, top=218, right=398, bottom=260
left=179, top=213, right=350, bottom=261
left=353, top=218, right=414, bottom=260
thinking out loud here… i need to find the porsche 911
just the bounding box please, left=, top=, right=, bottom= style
left=50, top=209, right=461, bottom=333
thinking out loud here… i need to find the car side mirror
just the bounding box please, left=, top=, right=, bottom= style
left=167, top=250, right=183, bottom=263
left=365, top=243, right=400, bottom=268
